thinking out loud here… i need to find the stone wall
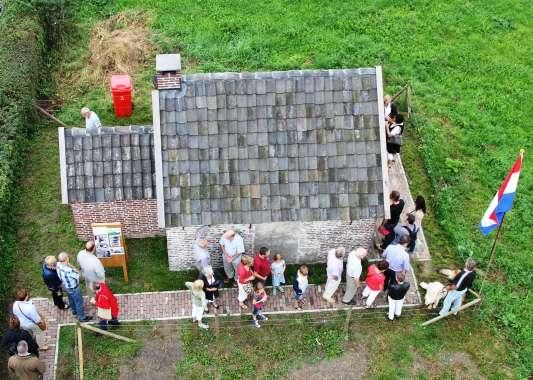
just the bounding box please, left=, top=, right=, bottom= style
left=167, top=224, right=255, bottom=270
left=71, top=199, right=164, bottom=239
left=166, top=219, right=377, bottom=270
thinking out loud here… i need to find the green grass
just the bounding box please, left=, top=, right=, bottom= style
left=56, top=312, right=516, bottom=379
left=12, top=0, right=533, bottom=376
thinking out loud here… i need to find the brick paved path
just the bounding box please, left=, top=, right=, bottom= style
left=33, top=268, right=421, bottom=379
left=388, top=156, right=431, bottom=261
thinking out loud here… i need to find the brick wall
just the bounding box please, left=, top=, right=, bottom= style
left=166, top=219, right=377, bottom=271
left=71, top=199, right=164, bottom=239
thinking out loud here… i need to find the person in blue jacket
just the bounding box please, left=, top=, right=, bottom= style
left=41, top=256, right=68, bottom=310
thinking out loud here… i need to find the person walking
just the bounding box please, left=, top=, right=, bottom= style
left=236, top=255, right=255, bottom=310
left=322, top=247, right=345, bottom=305
left=56, top=252, right=92, bottom=322
left=251, top=282, right=268, bottom=328
left=387, top=272, right=410, bottom=320
left=253, top=247, right=271, bottom=285
left=7, top=340, right=46, bottom=380
left=201, top=266, right=222, bottom=311
left=342, top=248, right=368, bottom=305
left=185, top=279, right=209, bottom=330
left=12, top=289, right=48, bottom=351
left=41, top=256, right=68, bottom=310
left=1, top=315, right=39, bottom=357
left=362, top=260, right=389, bottom=308
left=219, top=229, right=245, bottom=283
left=81, top=106, right=101, bottom=135
left=439, top=258, right=477, bottom=316
left=193, top=238, right=211, bottom=274
left=94, top=282, right=120, bottom=330
left=77, top=241, right=106, bottom=302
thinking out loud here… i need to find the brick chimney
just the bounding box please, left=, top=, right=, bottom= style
left=154, top=54, right=182, bottom=90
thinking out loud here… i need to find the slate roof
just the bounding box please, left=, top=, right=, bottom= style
left=62, top=126, right=155, bottom=203
left=158, top=68, right=385, bottom=227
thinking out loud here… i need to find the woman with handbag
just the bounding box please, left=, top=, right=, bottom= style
left=385, top=113, right=404, bottom=168
left=236, top=255, right=255, bottom=310
left=94, top=282, right=120, bottom=330
left=12, top=289, right=48, bottom=351
left=201, top=266, right=222, bottom=312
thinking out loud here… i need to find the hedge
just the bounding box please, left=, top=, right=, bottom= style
left=0, top=3, right=45, bottom=319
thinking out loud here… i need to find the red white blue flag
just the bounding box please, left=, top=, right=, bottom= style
left=480, top=150, right=524, bottom=236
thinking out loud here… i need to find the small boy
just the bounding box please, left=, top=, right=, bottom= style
left=251, top=282, right=268, bottom=328
left=292, top=265, right=309, bottom=310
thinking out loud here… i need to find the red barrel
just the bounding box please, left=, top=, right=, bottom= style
left=110, top=74, right=133, bottom=118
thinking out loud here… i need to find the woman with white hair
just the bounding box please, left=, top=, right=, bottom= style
left=322, top=247, right=345, bottom=305
left=342, top=247, right=368, bottom=305
left=80, top=107, right=101, bottom=135
left=201, top=266, right=222, bottom=311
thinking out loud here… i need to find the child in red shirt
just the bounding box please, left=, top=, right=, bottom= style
left=251, top=282, right=268, bottom=328
left=362, top=260, right=389, bottom=308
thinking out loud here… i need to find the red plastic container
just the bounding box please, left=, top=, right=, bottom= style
left=110, top=74, right=133, bottom=118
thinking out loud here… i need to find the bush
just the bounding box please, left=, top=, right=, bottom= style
left=0, top=3, right=45, bottom=319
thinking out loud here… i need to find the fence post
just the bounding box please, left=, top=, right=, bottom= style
left=77, top=324, right=84, bottom=380
left=343, top=307, right=353, bottom=340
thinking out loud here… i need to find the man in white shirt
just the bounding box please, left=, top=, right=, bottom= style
left=193, top=239, right=211, bottom=272
left=81, top=107, right=101, bottom=135
left=77, top=240, right=105, bottom=301
left=219, top=229, right=245, bottom=282
left=322, top=247, right=345, bottom=305
left=12, top=289, right=48, bottom=351
left=342, top=247, right=368, bottom=305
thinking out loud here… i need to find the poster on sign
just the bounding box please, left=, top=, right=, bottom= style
left=92, top=224, right=125, bottom=258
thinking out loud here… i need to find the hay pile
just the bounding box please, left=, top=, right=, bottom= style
left=85, top=11, right=154, bottom=83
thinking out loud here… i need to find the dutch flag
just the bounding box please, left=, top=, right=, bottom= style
left=480, top=150, right=524, bottom=236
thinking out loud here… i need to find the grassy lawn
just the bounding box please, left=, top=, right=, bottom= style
left=56, top=312, right=515, bottom=379
left=10, top=0, right=532, bottom=377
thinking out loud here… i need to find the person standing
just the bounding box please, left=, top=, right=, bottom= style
left=342, top=248, right=368, bottom=305
left=251, top=282, right=268, bottom=328
left=77, top=241, right=106, bottom=302
left=56, top=252, right=92, bottom=322
left=292, top=265, right=309, bottom=310
left=1, top=315, right=39, bottom=357
left=7, top=340, right=46, bottom=380
left=439, top=258, right=477, bottom=316
left=236, top=256, right=255, bottom=310
left=322, top=247, right=345, bottom=305
left=94, top=282, right=120, bottom=330
left=385, top=113, right=404, bottom=168
left=193, top=238, right=211, bottom=274
left=270, top=253, right=286, bottom=295
left=185, top=279, right=209, bottom=330
left=41, top=256, right=68, bottom=310
left=387, top=272, right=410, bottom=320
left=81, top=107, right=101, bottom=135
left=12, top=289, right=48, bottom=351
left=201, top=266, right=222, bottom=311
left=362, top=260, right=389, bottom=308
left=384, top=94, right=398, bottom=125
left=219, top=229, right=245, bottom=283
left=253, top=247, right=271, bottom=285
left=382, top=235, right=411, bottom=288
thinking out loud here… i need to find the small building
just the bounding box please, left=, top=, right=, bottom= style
left=59, top=56, right=390, bottom=270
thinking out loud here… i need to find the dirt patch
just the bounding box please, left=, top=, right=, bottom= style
left=410, top=350, right=486, bottom=380
left=286, top=346, right=369, bottom=380
left=118, top=322, right=182, bottom=380
left=85, top=10, right=154, bottom=84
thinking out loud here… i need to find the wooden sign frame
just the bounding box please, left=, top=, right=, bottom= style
left=91, top=222, right=129, bottom=282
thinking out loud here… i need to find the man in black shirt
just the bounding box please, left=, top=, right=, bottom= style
left=439, top=258, right=476, bottom=316
left=387, top=272, right=410, bottom=320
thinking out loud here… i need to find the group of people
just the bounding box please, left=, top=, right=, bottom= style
left=190, top=228, right=310, bottom=329
left=384, top=94, right=405, bottom=168
left=1, top=241, right=120, bottom=379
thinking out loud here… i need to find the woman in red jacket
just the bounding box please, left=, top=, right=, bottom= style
left=94, top=282, right=120, bottom=330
